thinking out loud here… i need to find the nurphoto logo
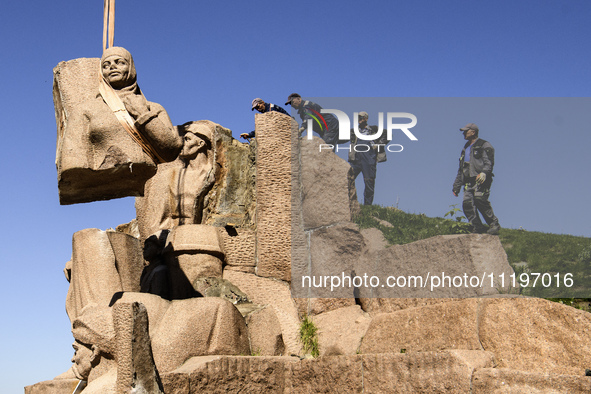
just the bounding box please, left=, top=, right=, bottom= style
left=304, top=110, right=418, bottom=152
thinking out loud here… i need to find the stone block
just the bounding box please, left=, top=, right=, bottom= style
left=219, top=227, right=256, bottom=271
left=299, top=137, right=353, bottom=229
left=472, top=368, right=591, bottom=393
left=355, top=234, right=515, bottom=298
left=150, top=297, right=250, bottom=373
left=478, top=297, right=591, bottom=376
left=255, top=111, right=293, bottom=281
left=362, top=351, right=494, bottom=393
left=25, top=379, right=82, bottom=394
left=359, top=297, right=591, bottom=376
left=66, top=228, right=143, bottom=322
left=311, top=305, right=371, bottom=356
left=359, top=299, right=483, bottom=354
left=112, top=302, right=163, bottom=393
left=285, top=355, right=364, bottom=392
left=223, top=270, right=301, bottom=355
left=164, top=225, right=225, bottom=298
left=358, top=297, right=457, bottom=316
left=246, top=306, right=285, bottom=356
left=305, top=222, right=365, bottom=299
left=294, top=298, right=357, bottom=317
left=157, top=351, right=495, bottom=393
left=166, top=224, right=224, bottom=255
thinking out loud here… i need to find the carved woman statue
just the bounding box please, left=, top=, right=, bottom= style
left=57, top=47, right=183, bottom=203
left=97, top=46, right=182, bottom=163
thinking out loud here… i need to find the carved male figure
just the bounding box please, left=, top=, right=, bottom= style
left=136, top=120, right=217, bottom=239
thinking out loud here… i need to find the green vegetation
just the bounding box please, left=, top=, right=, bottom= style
left=443, top=204, right=470, bottom=234
left=299, top=315, right=319, bottom=358
left=354, top=205, right=591, bottom=302
left=354, top=204, right=472, bottom=245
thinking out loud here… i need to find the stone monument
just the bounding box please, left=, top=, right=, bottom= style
left=28, top=82, right=591, bottom=392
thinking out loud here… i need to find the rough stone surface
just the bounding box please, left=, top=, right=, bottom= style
left=25, top=379, right=81, bottom=394
left=362, top=351, right=495, bottom=393
left=223, top=270, right=301, bottom=355
left=304, top=222, right=365, bottom=299
left=255, top=111, right=293, bottom=281
left=360, top=298, right=483, bottom=355
left=65, top=228, right=143, bottom=322
left=106, top=230, right=144, bottom=295
left=294, top=297, right=357, bottom=317
left=162, top=225, right=225, bottom=299
left=472, top=368, right=591, bottom=393
left=359, top=297, right=458, bottom=316
left=299, top=137, right=353, bottom=230
left=201, top=127, right=256, bottom=228
left=360, top=297, right=591, bottom=376
left=311, top=305, right=371, bottom=356
left=360, top=227, right=388, bottom=251
left=112, top=302, right=163, bottom=393
left=117, top=293, right=171, bottom=338
left=246, top=305, right=285, bottom=356
left=116, top=294, right=250, bottom=374
left=192, top=276, right=249, bottom=304
left=158, top=351, right=496, bottom=393
left=355, top=234, right=515, bottom=298
left=290, top=117, right=309, bottom=293
left=219, top=227, right=256, bottom=273
left=478, top=297, right=591, bottom=376
left=150, top=297, right=250, bottom=373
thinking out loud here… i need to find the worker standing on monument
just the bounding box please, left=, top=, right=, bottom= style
left=240, top=98, right=290, bottom=140
left=452, top=123, right=501, bottom=235
left=348, top=111, right=387, bottom=205
left=285, top=93, right=339, bottom=148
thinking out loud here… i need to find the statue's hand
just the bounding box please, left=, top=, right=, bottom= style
left=122, top=94, right=150, bottom=118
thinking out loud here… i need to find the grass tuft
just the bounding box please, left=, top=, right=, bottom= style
left=299, top=315, right=319, bottom=358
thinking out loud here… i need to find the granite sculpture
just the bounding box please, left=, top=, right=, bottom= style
left=54, top=47, right=182, bottom=204
left=30, top=102, right=591, bottom=393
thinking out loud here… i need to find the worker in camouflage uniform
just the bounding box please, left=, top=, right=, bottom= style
left=452, top=123, right=500, bottom=235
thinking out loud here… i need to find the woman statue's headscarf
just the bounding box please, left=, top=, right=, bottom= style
left=100, top=46, right=140, bottom=96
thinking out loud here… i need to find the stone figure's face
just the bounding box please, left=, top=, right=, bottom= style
left=291, top=97, right=302, bottom=109
left=71, top=341, right=95, bottom=380
left=102, top=55, right=131, bottom=89
left=179, top=132, right=206, bottom=160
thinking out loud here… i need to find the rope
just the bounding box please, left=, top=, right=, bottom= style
left=98, top=78, right=166, bottom=164
left=103, top=0, right=115, bottom=53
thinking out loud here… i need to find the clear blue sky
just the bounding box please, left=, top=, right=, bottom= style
left=1, top=1, right=590, bottom=391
